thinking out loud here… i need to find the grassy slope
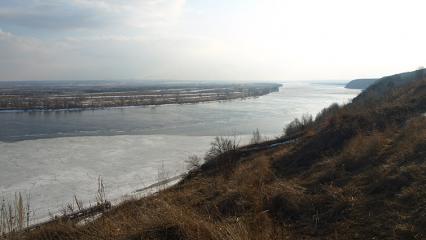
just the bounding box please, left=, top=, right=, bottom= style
left=20, top=70, right=426, bottom=240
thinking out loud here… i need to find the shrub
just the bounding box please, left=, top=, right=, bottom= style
left=284, top=114, right=313, bottom=137
left=185, top=155, right=202, bottom=171
left=315, top=103, right=340, bottom=123
left=205, top=136, right=239, bottom=161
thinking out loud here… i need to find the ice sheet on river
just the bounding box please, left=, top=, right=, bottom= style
left=0, top=135, right=226, bottom=222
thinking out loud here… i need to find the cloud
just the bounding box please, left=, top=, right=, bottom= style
left=0, top=0, right=186, bottom=30
left=0, top=29, right=185, bottom=80
left=0, top=28, right=234, bottom=81
left=0, top=0, right=424, bottom=81
left=0, top=0, right=105, bottom=30
left=0, top=30, right=73, bottom=80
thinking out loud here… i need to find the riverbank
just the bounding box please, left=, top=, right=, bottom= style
left=0, top=82, right=281, bottom=111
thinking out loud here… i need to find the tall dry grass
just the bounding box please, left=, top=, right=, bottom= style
left=0, top=193, right=31, bottom=236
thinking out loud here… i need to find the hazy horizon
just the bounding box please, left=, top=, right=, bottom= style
left=0, top=0, right=425, bottom=82
left=0, top=78, right=352, bottom=84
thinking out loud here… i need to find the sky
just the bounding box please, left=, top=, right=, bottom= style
left=0, top=0, right=425, bottom=81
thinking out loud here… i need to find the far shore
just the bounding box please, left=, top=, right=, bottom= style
left=0, top=82, right=281, bottom=111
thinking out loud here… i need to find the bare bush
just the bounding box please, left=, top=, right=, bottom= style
left=284, top=114, right=313, bottom=137
left=185, top=155, right=202, bottom=171
left=205, top=136, right=240, bottom=161
left=61, top=195, right=85, bottom=216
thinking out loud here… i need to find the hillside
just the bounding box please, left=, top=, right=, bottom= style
left=13, top=70, right=426, bottom=239
left=345, top=78, right=377, bottom=89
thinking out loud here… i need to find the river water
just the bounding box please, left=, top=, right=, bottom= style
left=0, top=82, right=360, bottom=222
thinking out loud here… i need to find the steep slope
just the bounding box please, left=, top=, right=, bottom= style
left=345, top=79, right=377, bottom=89
left=354, top=69, right=425, bottom=104
left=18, top=70, right=426, bottom=240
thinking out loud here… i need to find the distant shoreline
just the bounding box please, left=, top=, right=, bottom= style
left=0, top=94, right=271, bottom=113
left=0, top=82, right=281, bottom=111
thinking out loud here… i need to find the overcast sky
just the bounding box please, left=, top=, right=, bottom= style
left=0, top=0, right=425, bottom=81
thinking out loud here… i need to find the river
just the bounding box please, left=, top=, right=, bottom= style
left=0, top=82, right=360, bottom=222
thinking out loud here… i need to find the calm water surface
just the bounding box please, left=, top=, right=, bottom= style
left=0, top=82, right=359, bottom=142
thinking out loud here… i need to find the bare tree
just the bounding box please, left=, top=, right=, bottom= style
left=185, top=155, right=202, bottom=171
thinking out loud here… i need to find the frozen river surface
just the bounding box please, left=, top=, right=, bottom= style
left=0, top=82, right=360, bottom=222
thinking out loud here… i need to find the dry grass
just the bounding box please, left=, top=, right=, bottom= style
left=0, top=193, right=31, bottom=236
